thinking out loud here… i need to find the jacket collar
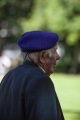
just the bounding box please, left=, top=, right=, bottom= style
left=23, top=60, right=45, bottom=73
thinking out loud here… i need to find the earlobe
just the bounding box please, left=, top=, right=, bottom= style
left=38, top=51, right=48, bottom=74
left=38, top=51, right=46, bottom=63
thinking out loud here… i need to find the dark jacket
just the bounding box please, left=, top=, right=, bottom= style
left=0, top=61, right=64, bottom=120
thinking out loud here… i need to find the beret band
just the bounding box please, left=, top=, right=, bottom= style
left=18, top=30, right=59, bottom=52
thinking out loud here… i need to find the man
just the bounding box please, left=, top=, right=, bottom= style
left=0, top=30, right=65, bottom=120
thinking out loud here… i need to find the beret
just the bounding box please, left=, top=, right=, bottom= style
left=17, top=30, right=59, bottom=52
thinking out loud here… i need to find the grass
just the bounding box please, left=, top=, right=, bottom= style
left=0, top=73, right=80, bottom=120
left=50, top=73, right=80, bottom=120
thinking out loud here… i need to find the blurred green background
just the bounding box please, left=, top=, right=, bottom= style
left=0, top=0, right=80, bottom=73
left=0, top=0, right=80, bottom=120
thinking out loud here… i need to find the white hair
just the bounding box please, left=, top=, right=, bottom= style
left=22, top=52, right=39, bottom=62
left=45, top=49, right=53, bottom=57
left=22, top=48, right=53, bottom=62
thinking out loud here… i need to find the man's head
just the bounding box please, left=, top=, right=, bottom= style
left=38, top=45, right=60, bottom=75
left=18, top=30, right=60, bottom=75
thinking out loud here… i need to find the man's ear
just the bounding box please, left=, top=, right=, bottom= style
left=38, top=51, right=47, bottom=63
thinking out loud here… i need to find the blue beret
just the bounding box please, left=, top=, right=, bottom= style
left=17, top=30, right=59, bottom=52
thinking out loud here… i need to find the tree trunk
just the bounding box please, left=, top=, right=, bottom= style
left=69, top=42, right=80, bottom=74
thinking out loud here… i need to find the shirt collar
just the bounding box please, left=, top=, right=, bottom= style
left=39, top=65, right=45, bottom=73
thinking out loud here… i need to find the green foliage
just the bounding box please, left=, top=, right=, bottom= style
left=18, top=0, right=80, bottom=47
left=0, top=0, right=80, bottom=73
left=0, top=0, right=80, bottom=44
left=67, top=32, right=78, bottom=45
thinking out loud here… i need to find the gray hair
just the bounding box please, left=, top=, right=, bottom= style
left=22, top=52, right=39, bottom=62
left=45, top=49, right=53, bottom=57
left=22, top=48, right=53, bottom=62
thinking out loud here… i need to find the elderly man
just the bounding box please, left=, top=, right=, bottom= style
left=0, top=31, right=65, bottom=120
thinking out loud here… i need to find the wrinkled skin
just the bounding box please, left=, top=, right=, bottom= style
left=38, top=45, right=60, bottom=76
